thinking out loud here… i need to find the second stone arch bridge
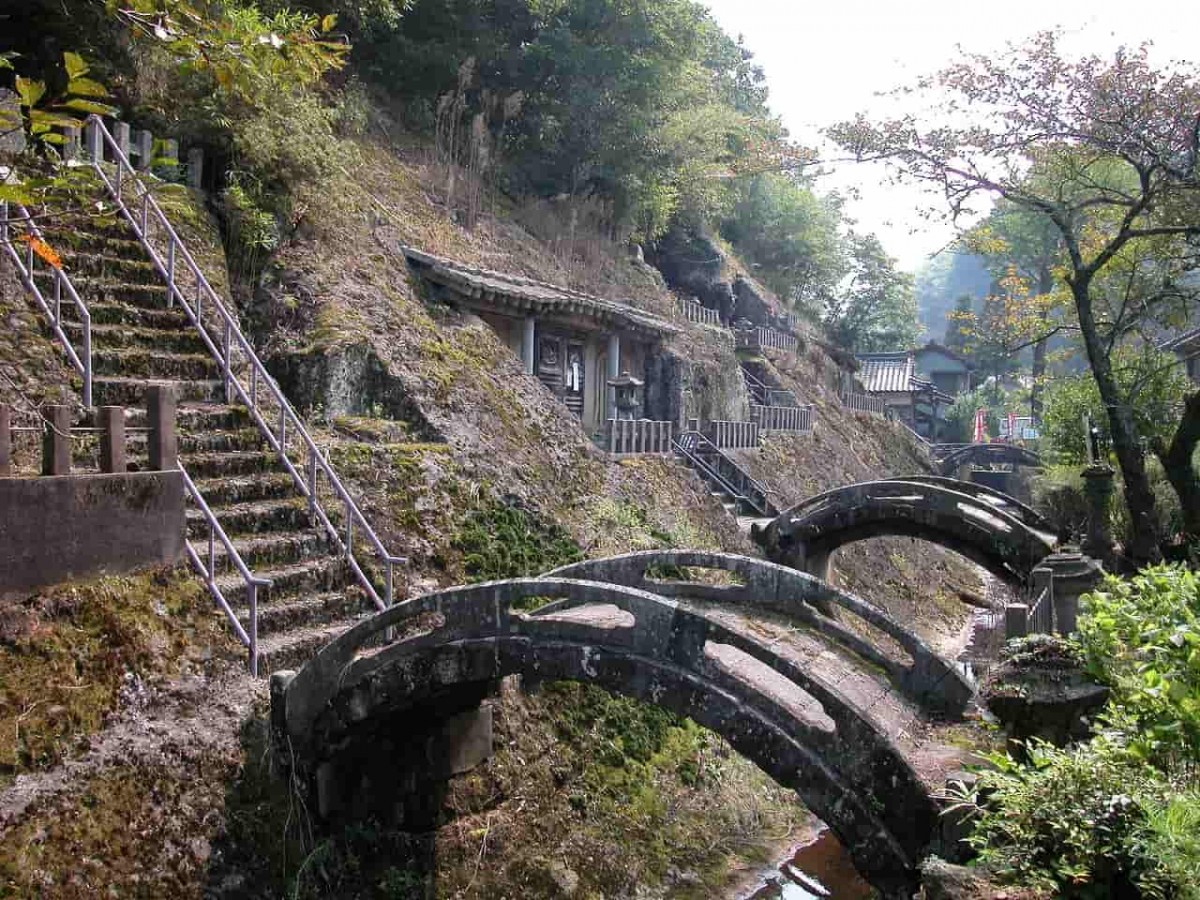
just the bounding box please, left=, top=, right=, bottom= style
left=273, top=550, right=977, bottom=898
left=754, top=476, right=1062, bottom=584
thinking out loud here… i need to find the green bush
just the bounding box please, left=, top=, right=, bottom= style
left=450, top=497, right=582, bottom=583
left=1030, top=464, right=1089, bottom=540
left=1078, top=565, right=1200, bottom=764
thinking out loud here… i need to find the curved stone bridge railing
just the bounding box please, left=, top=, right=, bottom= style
left=755, top=478, right=1057, bottom=584
left=545, top=550, right=973, bottom=716
left=898, top=475, right=1059, bottom=539
left=274, top=577, right=951, bottom=898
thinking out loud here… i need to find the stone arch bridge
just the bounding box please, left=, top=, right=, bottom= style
left=934, top=442, right=1044, bottom=477
left=754, top=477, right=1060, bottom=584
left=273, top=551, right=975, bottom=898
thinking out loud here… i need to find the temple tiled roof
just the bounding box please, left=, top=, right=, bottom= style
left=402, top=246, right=678, bottom=338
left=856, top=352, right=916, bottom=394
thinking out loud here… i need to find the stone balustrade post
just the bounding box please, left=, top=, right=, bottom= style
left=1081, top=463, right=1115, bottom=566
left=0, top=403, right=10, bottom=476
left=99, top=406, right=126, bottom=474
left=163, top=139, right=179, bottom=177
left=114, top=121, right=131, bottom=161
left=147, top=385, right=177, bottom=471
left=135, top=129, right=154, bottom=171
left=42, top=405, right=72, bottom=476
left=187, top=147, right=204, bottom=190
left=62, top=126, right=80, bottom=162
left=85, top=120, right=103, bottom=164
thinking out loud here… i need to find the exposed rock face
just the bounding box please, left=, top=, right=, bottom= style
left=0, top=90, right=25, bottom=157
left=919, top=857, right=1040, bottom=899
left=981, top=635, right=1109, bottom=747
left=649, top=225, right=735, bottom=320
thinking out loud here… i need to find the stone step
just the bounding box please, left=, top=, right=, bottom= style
left=63, top=300, right=190, bottom=330
left=210, top=529, right=331, bottom=568
left=34, top=273, right=170, bottom=310
left=93, top=376, right=225, bottom=406
left=186, top=497, right=311, bottom=539
left=41, top=228, right=144, bottom=258
left=215, top=556, right=349, bottom=603
left=126, top=401, right=251, bottom=433
left=234, top=592, right=369, bottom=638
left=193, top=472, right=298, bottom=506
left=184, top=449, right=285, bottom=479
left=66, top=321, right=208, bottom=355
left=93, top=347, right=221, bottom=381
left=255, top=616, right=371, bottom=674
left=58, top=251, right=158, bottom=283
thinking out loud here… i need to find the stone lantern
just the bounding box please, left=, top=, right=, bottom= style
left=607, top=372, right=643, bottom=420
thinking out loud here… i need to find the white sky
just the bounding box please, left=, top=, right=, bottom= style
left=701, top=0, right=1200, bottom=272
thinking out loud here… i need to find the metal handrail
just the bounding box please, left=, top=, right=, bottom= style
left=179, top=463, right=270, bottom=675
left=675, top=431, right=775, bottom=517
left=82, top=115, right=405, bottom=613
left=0, top=202, right=93, bottom=406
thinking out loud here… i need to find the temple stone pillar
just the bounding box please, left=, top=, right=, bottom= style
left=606, top=332, right=621, bottom=421
left=521, top=316, right=536, bottom=375
left=1081, top=463, right=1115, bottom=566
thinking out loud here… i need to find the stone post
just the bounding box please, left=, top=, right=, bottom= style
left=42, top=405, right=72, bottom=476
left=147, top=385, right=177, bottom=471
left=1081, top=463, right=1115, bottom=565
left=0, top=403, right=10, bottom=476
left=98, top=406, right=126, bottom=474
left=113, top=121, right=130, bottom=161
left=163, top=139, right=179, bottom=179
left=187, top=147, right=204, bottom=190
left=134, top=129, right=154, bottom=171
left=521, top=316, right=536, bottom=375
left=85, top=119, right=103, bottom=164
left=62, top=126, right=80, bottom=162
left=1040, top=552, right=1104, bottom=636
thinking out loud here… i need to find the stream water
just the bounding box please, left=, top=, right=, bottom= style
left=743, top=829, right=875, bottom=899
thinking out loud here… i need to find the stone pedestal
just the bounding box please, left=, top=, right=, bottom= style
left=1081, top=463, right=1115, bottom=565
left=1039, top=551, right=1104, bottom=635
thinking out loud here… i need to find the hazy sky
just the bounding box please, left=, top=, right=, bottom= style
left=701, top=0, right=1200, bottom=272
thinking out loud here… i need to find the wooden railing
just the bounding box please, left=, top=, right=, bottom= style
left=705, top=419, right=760, bottom=450
left=677, top=298, right=721, bottom=327
left=840, top=390, right=887, bottom=416
left=606, top=419, right=675, bottom=455
left=751, top=404, right=814, bottom=434
left=736, top=325, right=799, bottom=354
left=1006, top=568, right=1054, bottom=638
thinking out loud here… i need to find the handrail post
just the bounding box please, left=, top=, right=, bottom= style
left=385, top=559, right=394, bottom=607
left=166, top=238, right=176, bottom=308
left=345, top=497, right=354, bottom=557
left=222, top=318, right=233, bottom=403
left=307, top=447, right=318, bottom=519
left=247, top=581, right=259, bottom=678
left=81, top=313, right=92, bottom=408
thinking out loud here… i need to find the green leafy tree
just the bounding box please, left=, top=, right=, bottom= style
left=830, top=33, right=1200, bottom=562
left=824, top=232, right=918, bottom=352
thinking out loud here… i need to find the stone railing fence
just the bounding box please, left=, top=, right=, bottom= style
left=0, top=391, right=176, bottom=478
left=840, top=390, right=887, bottom=416
left=606, top=418, right=675, bottom=455
left=1005, top=553, right=1104, bottom=639
left=62, top=120, right=206, bottom=190
left=677, top=297, right=721, bottom=327
left=751, top=403, right=813, bottom=434
left=705, top=419, right=760, bottom=450
left=736, top=325, right=799, bottom=354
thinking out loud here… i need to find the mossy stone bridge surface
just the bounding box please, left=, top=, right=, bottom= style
left=272, top=551, right=975, bottom=898
left=754, top=477, right=1060, bottom=584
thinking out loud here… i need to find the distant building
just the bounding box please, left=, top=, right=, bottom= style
left=401, top=247, right=680, bottom=435
left=912, top=342, right=973, bottom=397
left=1162, top=325, right=1200, bottom=385
left=856, top=350, right=955, bottom=441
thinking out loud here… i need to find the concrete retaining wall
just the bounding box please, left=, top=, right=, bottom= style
left=0, top=471, right=185, bottom=598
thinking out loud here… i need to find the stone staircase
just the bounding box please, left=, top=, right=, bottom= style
left=40, top=218, right=374, bottom=671
left=673, top=431, right=778, bottom=527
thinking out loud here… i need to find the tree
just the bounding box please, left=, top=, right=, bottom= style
left=830, top=33, right=1200, bottom=562
left=824, top=232, right=919, bottom=352
left=943, top=294, right=975, bottom=358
